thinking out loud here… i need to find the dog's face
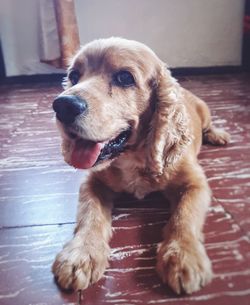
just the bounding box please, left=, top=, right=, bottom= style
left=53, top=38, right=163, bottom=170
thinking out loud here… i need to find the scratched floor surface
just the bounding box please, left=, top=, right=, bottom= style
left=0, top=74, right=249, bottom=305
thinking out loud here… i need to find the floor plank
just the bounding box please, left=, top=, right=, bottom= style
left=0, top=205, right=249, bottom=305
left=0, top=74, right=249, bottom=304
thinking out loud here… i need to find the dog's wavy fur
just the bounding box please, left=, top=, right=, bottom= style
left=52, top=37, right=230, bottom=294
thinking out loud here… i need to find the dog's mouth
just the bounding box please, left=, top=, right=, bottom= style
left=68, top=128, right=131, bottom=169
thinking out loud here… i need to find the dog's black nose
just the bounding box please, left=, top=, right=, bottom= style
left=52, top=95, right=87, bottom=124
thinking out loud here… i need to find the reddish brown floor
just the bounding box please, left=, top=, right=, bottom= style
left=0, top=74, right=250, bottom=305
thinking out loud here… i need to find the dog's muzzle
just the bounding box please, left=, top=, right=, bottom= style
left=52, top=94, right=131, bottom=170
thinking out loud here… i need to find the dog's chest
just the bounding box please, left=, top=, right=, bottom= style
left=114, top=158, right=157, bottom=200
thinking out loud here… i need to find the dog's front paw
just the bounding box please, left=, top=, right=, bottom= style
left=52, top=236, right=110, bottom=290
left=156, top=238, right=213, bottom=294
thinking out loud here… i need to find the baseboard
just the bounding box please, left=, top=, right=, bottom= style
left=0, top=73, right=66, bottom=85
left=170, top=65, right=243, bottom=76
left=0, top=66, right=245, bottom=85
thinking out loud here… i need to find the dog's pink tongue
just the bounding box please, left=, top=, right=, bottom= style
left=71, top=140, right=104, bottom=169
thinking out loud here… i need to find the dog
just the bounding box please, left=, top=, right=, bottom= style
left=52, top=37, right=230, bottom=294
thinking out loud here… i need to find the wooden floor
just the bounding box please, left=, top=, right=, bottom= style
left=0, top=73, right=249, bottom=305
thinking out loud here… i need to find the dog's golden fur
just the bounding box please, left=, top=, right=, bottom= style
left=52, top=37, right=230, bottom=294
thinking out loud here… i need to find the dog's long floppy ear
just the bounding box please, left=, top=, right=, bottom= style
left=146, top=64, right=192, bottom=176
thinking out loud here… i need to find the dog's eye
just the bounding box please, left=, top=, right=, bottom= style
left=68, top=70, right=80, bottom=86
left=113, top=71, right=135, bottom=87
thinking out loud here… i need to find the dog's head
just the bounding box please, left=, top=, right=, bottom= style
left=53, top=37, right=191, bottom=174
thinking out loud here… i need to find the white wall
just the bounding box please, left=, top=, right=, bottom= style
left=0, top=0, right=63, bottom=76
left=75, top=0, right=245, bottom=67
left=0, top=0, right=245, bottom=76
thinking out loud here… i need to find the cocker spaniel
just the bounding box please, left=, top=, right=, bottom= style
left=52, top=37, right=230, bottom=294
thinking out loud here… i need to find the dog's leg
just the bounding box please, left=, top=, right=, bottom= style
left=203, top=124, right=230, bottom=146
left=157, top=165, right=213, bottom=294
left=188, top=91, right=230, bottom=146
left=52, top=175, right=113, bottom=290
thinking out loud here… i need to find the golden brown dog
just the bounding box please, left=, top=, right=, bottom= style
left=52, top=37, right=230, bottom=294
